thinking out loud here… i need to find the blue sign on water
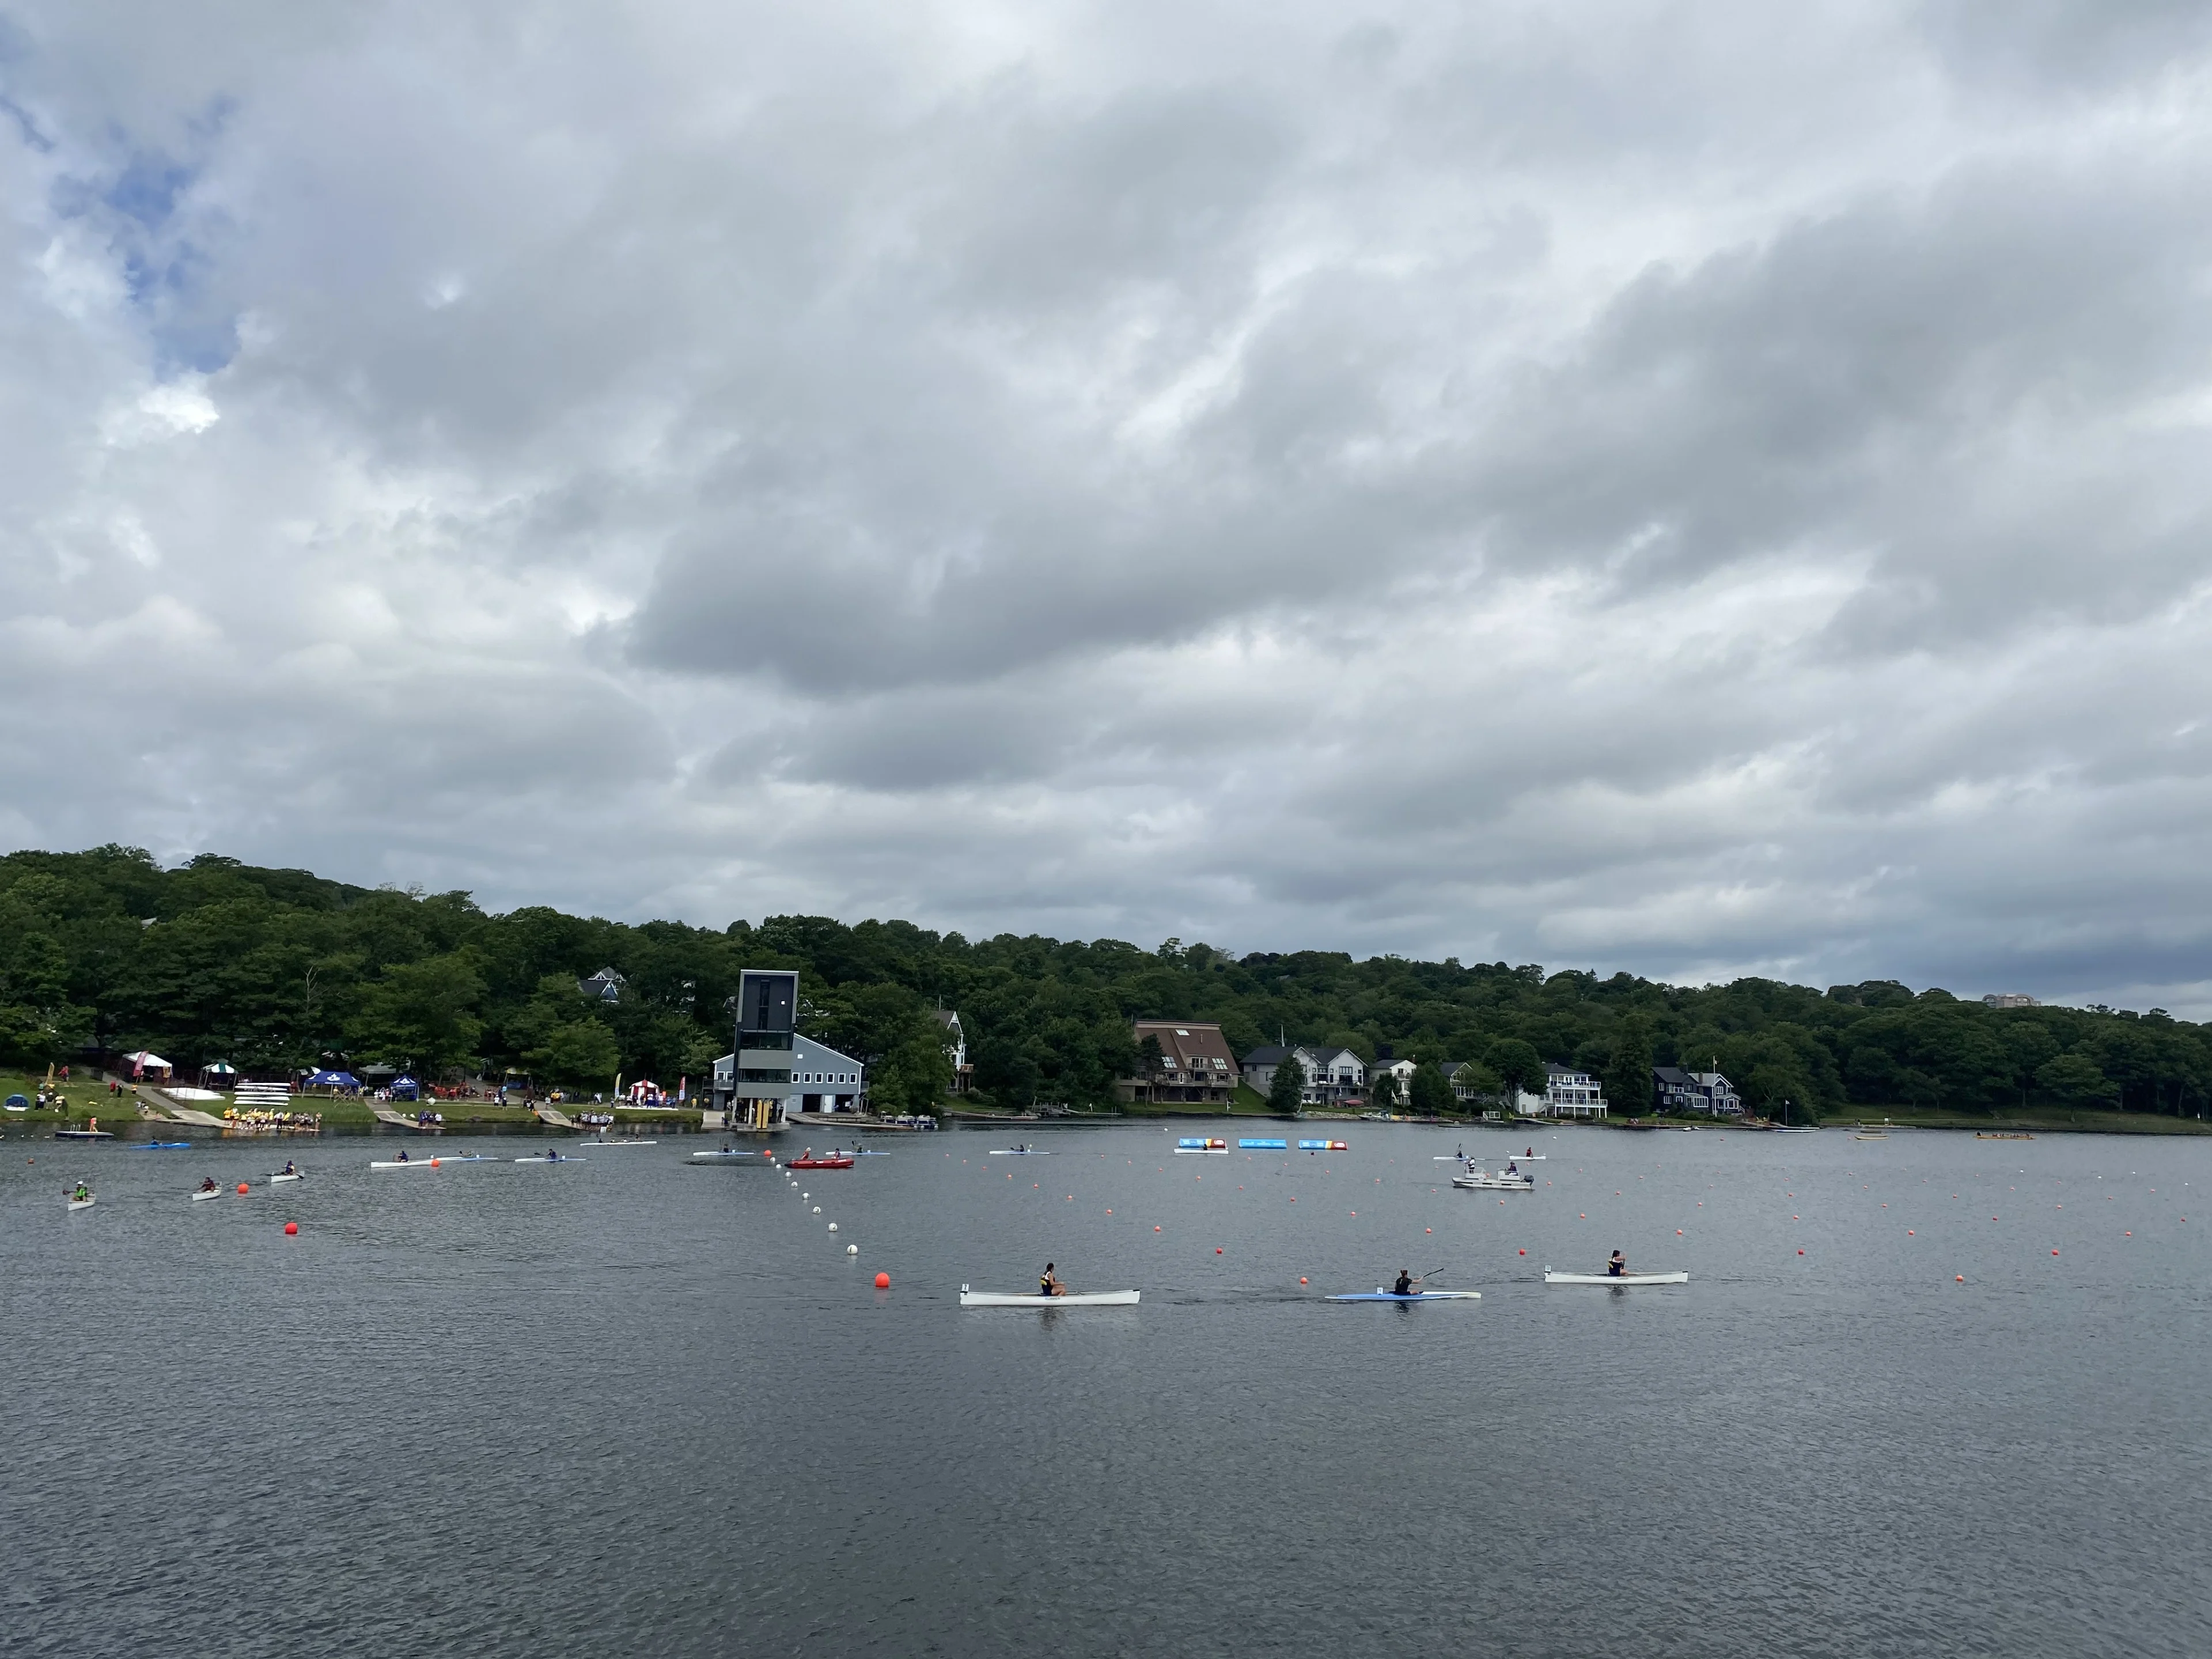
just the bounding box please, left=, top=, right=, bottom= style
left=1297, top=1139, right=1330, bottom=1149
left=1238, top=1138, right=1287, bottom=1149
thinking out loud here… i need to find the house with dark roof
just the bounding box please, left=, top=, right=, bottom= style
left=1120, top=1021, right=1240, bottom=1105
left=1654, top=1065, right=1743, bottom=1116
left=1238, top=1043, right=1365, bottom=1106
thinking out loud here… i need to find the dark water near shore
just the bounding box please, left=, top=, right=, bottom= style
left=5, top=1123, right=2210, bottom=1657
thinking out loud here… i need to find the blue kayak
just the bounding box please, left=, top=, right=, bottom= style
left=1325, top=1290, right=1483, bottom=1302
left=127, top=1142, right=194, bottom=1150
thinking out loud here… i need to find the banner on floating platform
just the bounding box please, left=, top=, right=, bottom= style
left=1297, top=1139, right=1349, bottom=1151
left=1238, top=1138, right=1287, bottom=1149
left=1176, top=1137, right=1227, bottom=1149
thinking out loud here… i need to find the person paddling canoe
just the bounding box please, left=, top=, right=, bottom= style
left=198, top=1176, right=218, bottom=1194
left=1040, top=1262, right=1066, bottom=1297
left=281, top=1159, right=297, bottom=1177
left=72, top=1181, right=91, bottom=1203
left=1607, top=1250, right=1626, bottom=1278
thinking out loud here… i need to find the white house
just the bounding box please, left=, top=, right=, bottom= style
left=1240, top=1044, right=1366, bottom=1105
left=1522, top=1062, right=1607, bottom=1119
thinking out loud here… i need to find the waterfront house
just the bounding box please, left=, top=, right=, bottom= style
left=1121, top=1021, right=1241, bottom=1106
left=1653, top=1066, right=1744, bottom=1116
left=1237, top=1043, right=1365, bottom=1107
left=1532, top=1062, right=1607, bottom=1119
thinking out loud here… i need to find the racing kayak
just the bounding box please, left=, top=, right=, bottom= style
left=584, top=1139, right=656, bottom=1146
left=1325, top=1289, right=1482, bottom=1302
left=788, top=1156, right=853, bottom=1169
left=191, top=1189, right=224, bottom=1202
left=268, top=1172, right=305, bottom=1184
left=514, top=1155, right=586, bottom=1163
left=1453, top=1172, right=1533, bottom=1190
left=1543, top=1270, right=1688, bottom=1285
left=691, top=1148, right=776, bottom=1161
left=128, top=1142, right=194, bottom=1150
left=960, top=1287, right=1139, bottom=1308
left=986, top=1149, right=1049, bottom=1156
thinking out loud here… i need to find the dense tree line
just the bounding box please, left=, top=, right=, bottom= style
left=1, top=846, right=2204, bottom=1120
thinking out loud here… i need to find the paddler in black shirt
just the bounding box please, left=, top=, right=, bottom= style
left=1607, top=1250, right=1626, bottom=1278
left=1393, top=1268, right=1415, bottom=1296
left=1040, top=1263, right=1065, bottom=1297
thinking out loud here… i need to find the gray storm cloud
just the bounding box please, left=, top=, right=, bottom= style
left=2, top=1, right=2211, bottom=1009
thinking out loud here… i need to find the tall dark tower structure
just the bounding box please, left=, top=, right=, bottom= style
left=731, top=969, right=799, bottom=1130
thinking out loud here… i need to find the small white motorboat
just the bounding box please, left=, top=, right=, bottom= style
left=1543, top=1268, right=1689, bottom=1286
left=959, top=1286, right=1139, bottom=1308
left=1453, top=1169, right=1535, bottom=1190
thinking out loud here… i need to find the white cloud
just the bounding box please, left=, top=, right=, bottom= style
left=2, top=1, right=2211, bottom=1009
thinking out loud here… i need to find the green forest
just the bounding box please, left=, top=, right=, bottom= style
left=1, top=844, right=2205, bottom=1121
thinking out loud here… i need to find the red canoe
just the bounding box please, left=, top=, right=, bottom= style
left=788, top=1156, right=855, bottom=1169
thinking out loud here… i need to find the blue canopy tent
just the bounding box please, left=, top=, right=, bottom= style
left=389, top=1075, right=420, bottom=1101
left=305, top=1069, right=361, bottom=1090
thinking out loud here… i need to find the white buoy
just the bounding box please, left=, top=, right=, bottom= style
left=846, top=1244, right=859, bottom=1255
left=828, top=1222, right=839, bottom=1232
left=813, top=1205, right=821, bottom=1213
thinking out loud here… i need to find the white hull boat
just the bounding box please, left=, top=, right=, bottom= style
left=269, top=1172, right=304, bottom=1184
left=1544, top=1269, right=1688, bottom=1285
left=67, top=1195, right=94, bottom=1211
left=1453, top=1173, right=1534, bottom=1190
left=960, top=1287, right=1139, bottom=1307
left=986, top=1149, right=1050, bottom=1156
left=191, top=1189, right=223, bottom=1202
left=514, top=1156, right=586, bottom=1164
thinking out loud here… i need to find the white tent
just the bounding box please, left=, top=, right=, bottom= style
left=123, top=1050, right=172, bottom=1069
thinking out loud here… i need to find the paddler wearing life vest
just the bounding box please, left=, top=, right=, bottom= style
left=1040, top=1263, right=1066, bottom=1297
left=1607, top=1250, right=1626, bottom=1278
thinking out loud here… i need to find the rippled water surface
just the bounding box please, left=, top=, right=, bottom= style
left=5, top=1122, right=2210, bottom=1657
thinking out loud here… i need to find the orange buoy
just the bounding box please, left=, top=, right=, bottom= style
left=1154, top=1225, right=1162, bottom=1232
left=284, top=1221, right=298, bottom=1235
left=430, top=1157, right=441, bottom=1167
left=1216, top=1247, right=1224, bottom=1253
left=874, top=1272, right=890, bottom=1289
left=1907, top=1230, right=1914, bottom=1235
left=236, top=1182, right=249, bottom=1194
left=1798, top=1249, right=1805, bottom=1255
left=1518, top=1249, right=1526, bottom=1256
left=1299, top=1277, right=1308, bottom=1284
left=2052, top=1249, right=2059, bottom=1256
left=1677, top=1229, right=1683, bottom=1235
left=1957, top=1275, right=1965, bottom=1282
left=1426, top=1228, right=1433, bottom=1234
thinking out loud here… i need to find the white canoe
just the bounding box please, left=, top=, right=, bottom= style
left=1543, top=1270, right=1688, bottom=1285
left=586, top=1139, right=656, bottom=1147
left=67, top=1195, right=95, bottom=1211
left=1171, top=1148, right=1229, bottom=1155
left=191, top=1189, right=223, bottom=1202
left=959, top=1288, right=1139, bottom=1308
left=986, top=1149, right=1050, bottom=1155
left=369, top=1159, right=433, bottom=1169
left=268, top=1172, right=304, bottom=1184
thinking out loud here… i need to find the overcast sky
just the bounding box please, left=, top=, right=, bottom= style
left=5, top=2, right=2212, bottom=1008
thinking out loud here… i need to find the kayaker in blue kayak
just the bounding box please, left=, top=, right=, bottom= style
left=1393, top=1269, right=1415, bottom=1296
left=1040, top=1263, right=1066, bottom=1297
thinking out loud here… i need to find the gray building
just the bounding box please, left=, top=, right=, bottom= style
left=713, top=969, right=866, bottom=1129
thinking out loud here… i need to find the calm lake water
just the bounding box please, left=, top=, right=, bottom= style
left=5, top=1122, right=2209, bottom=1657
